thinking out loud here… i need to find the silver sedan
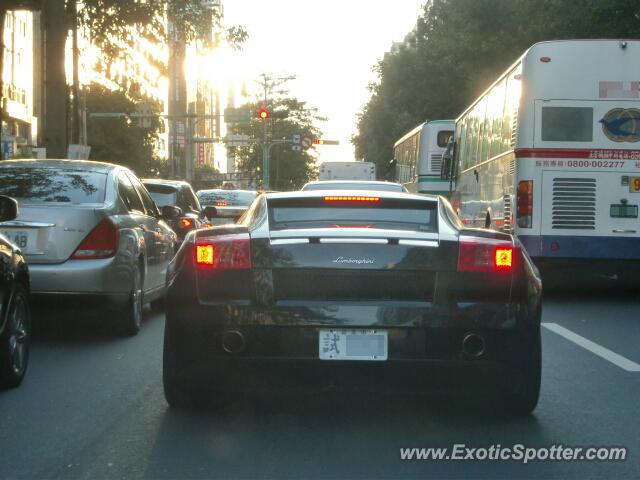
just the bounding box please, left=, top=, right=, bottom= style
left=0, top=160, right=178, bottom=335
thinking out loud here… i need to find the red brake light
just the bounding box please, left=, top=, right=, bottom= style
left=517, top=180, right=533, bottom=228
left=71, top=219, right=119, bottom=260
left=180, top=217, right=195, bottom=229
left=457, top=236, right=515, bottom=272
left=324, top=196, right=380, bottom=202
left=194, top=233, right=251, bottom=269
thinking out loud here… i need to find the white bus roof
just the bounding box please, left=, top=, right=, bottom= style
left=393, top=120, right=455, bottom=148
left=456, top=39, right=640, bottom=121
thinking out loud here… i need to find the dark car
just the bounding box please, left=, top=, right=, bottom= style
left=301, top=180, right=408, bottom=192
left=0, top=196, right=31, bottom=388
left=163, top=191, right=542, bottom=415
left=196, top=189, right=258, bottom=225
left=142, top=179, right=206, bottom=240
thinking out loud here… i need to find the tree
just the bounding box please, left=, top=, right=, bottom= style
left=85, top=83, right=164, bottom=176
left=40, top=0, right=247, bottom=159
left=353, top=0, right=640, bottom=177
left=77, top=0, right=247, bottom=59
left=229, top=97, right=324, bottom=190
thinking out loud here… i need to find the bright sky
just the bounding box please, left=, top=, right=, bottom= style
left=222, top=0, right=425, bottom=164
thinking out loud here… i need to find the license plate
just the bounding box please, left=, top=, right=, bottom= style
left=629, top=177, right=640, bottom=192
left=610, top=204, right=638, bottom=218
left=0, top=229, right=35, bottom=251
left=319, top=329, right=387, bottom=361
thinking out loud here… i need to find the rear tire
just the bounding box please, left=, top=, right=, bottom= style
left=502, top=329, right=541, bottom=416
left=163, top=323, right=230, bottom=409
left=117, top=264, right=143, bottom=336
left=0, top=284, right=31, bottom=389
left=163, top=324, right=199, bottom=408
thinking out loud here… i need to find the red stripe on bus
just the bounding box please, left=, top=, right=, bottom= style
left=515, top=148, right=640, bottom=159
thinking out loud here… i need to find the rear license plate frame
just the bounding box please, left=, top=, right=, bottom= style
left=0, top=229, right=36, bottom=251
left=318, top=329, right=388, bottom=361
left=610, top=204, right=638, bottom=218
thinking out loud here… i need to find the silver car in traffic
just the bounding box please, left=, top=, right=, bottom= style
left=0, top=160, right=178, bottom=335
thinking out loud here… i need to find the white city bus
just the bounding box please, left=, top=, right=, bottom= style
left=393, top=120, right=454, bottom=194
left=318, top=161, right=376, bottom=181
left=445, top=39, right=640, bottom=274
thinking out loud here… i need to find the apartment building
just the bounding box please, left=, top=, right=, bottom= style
left=1, top=10, right=37, bottom=158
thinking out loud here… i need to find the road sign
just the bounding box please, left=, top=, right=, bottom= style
left=313, top=139, right=340, bottom=145
left=197, top=144, right=206, bottom=166
left=1, top=137, right=15, bottom=159
left=292, top=134, right=301, bottom=151
left=225, top=134, right=251, bottom=147
left=301, top=136, right=312, bottom=149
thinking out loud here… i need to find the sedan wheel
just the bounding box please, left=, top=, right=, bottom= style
left=118, top=265, right=143, bottom=336
left=0, top=284, right=31, bottom=389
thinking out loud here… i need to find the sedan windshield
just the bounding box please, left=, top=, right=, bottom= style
left=0, top=167, right=107, bottom=204
left=197, top=190, right=257, bottom=207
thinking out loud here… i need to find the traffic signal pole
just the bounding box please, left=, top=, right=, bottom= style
left=261, top=75, right=269, bottom=188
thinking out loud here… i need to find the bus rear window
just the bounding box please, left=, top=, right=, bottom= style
left=541, top=107, right=593, bottom=142
left=268, top=197, right=438, bottom=232
left=437, top=130, right=454, bottom=147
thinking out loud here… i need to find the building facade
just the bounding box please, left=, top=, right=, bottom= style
left=1, top=10, right=37, bottom=158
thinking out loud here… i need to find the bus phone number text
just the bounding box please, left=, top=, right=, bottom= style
left=568, top=160, right=625, bottom=168
left=536, top=159, right=640, bottom=169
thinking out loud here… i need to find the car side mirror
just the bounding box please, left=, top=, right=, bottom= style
left=203, top=206, right=218, bottom=219
left=161, top=205, right=182, bottom=220
left=0, top=196, right=19, bottom=222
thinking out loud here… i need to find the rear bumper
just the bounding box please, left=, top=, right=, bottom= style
left=28, top=257, right=134, bottom=296
left=165, top=307, right=537, bottom=393
left=520, top=234, right=640, bottom=260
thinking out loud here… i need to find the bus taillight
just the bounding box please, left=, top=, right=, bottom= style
left=517, top=180, right=533, bottom=228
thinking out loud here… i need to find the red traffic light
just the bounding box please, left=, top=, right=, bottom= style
left=258, top=106, right=270, bottom=120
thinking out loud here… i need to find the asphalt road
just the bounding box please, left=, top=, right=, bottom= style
left=1, top=286, right=639, bottom=480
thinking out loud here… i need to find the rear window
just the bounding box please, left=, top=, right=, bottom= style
left=268, top=197, right=437, bottom=232
left=302, top=182, right=404, bottom=192
left=0, top=167, right=107, bottom=204
left=541, top=107, right=593, bottom=142
left=197, top=190, right=257, bottom=207
left=144, top=185, right=178, bottom=207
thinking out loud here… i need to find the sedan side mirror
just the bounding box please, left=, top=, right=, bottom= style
left=203, top=206, right=218, bottom=219
left=161, top=205, right=182, bottom=220
left=0, top=196, right=19, bottom=222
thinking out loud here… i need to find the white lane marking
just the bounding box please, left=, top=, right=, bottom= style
left=542, top=322, right=640, bottom=372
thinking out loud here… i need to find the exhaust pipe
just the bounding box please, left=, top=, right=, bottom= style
left=222, top=330, right=245, bottom=354
left=462, top=333, right=485, bottom=358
